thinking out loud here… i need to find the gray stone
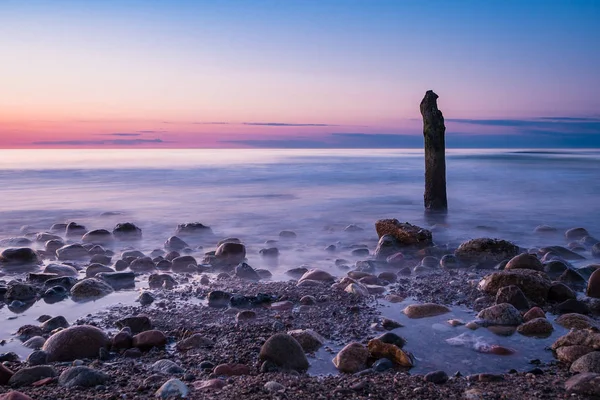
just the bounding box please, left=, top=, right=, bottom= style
left=8, top=365, right=57, bottom=387
left=259, top=333, right=309, bottom=371
left=70, top=278, right=114, bottom=301
left=59, top=366, right=108, bottom=388
left=477, top=303, right=523, bottom=326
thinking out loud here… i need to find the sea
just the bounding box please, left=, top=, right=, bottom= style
left=1, top=148, right=599, bottom=276
left=0, top=148, right=598, bottom=373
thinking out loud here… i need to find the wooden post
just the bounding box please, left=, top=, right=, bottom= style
left=420, top=90, right=448, bottom=212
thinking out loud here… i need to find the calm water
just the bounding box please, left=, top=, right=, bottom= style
left=1, top=148, right=599, bottom=252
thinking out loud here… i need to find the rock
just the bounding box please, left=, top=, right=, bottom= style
left=548, top=282, right=576, bottom=302
left=264, top=381, right=285, bottom=392
left=517, top=318, right=553, bottom=336
left=286, top=267, right=308, bottom=278
left=505, top=253, right=543, bottom=271
left=81, top=229, right=113, bottom=244
left=207, top=290, right=232, bottom=308
left=65, top=222, right=86, bottom=238
left=0, top=248, right=41, bottom=267
left=42, top=325, right=109, bottom=361
left=557, top=299, right=590, bottom=315
left=85, top=263, right=114, bottom=277
left=0, top=237, right=33, bottom=247
left=148, top=273, right=177, bottom=289
left=367, top=339, right=413, bottom=367
left=544, top=260, right=569, bottom=277
left=424, top=370, right=449, bottom=384
left=70, top=278, right=114, bottom=301
left=97, top=271, right=135, bottom=290
left=132, top=330, right=167, bottom=350
left=8, top=365, right=57, bottom=387
left=374, top=235, right=401, bottom=260
left=5, top=283, right=37, bottom=301
left=215, top=242, right=246, bottom=266
left=122, top=250, right=145, bottom=259
left=0, top=364, right=14, bottom=385
left=112, top=328, right=133, bottom=351
left=495, top=285, right=530, bottom=310
left=587, top=269, right=600, bottom=298
left=556, top=345, right=594, bottom=363
left=23, top=336, right=45, bottom=349
left=152, top=359, right=184, bottom=374
left=175, top=223, right=213, bottom=238
left=155, top=378, right=189, bottom=399
left=193, top=378, right=226, bottom=391
left=271, top=301, right=294, bottom=311
left=259, top=247, right=279, bottom=258
left=477, top=303, right=523, bottom=326
left=165, top=236, right=189, bottom=251
left=345, top=282, right=369, bottom=297
left=403, top=303, right=450, bottom=318
left=116, top=315, right=152, bottom=334
left=129, top=256, right=156, bottom=272
left=44, top=264, right=78, bottom=277
left=56, top=244, right=89, bottom=261
left=138, top=291, right=155, bottom=306
left=298, top=269, right=334, bottom=283
left=41, top=315, right=69, bottom=332
left=556, top=313, right=599, bottom=330
left=26, top=350, right=48, bottom=366
left=177, top=334, right=214, bottom=351
left=373, top=358, right=394, bottom=372
left=170, top=255, right=197, bottom=273
left=287, top=329, right=325, bottom=353
left=375, top=219, right=433, bottom=248
left=59, top=366, right=108, bottom=388
left=478, top=269, right=551, bottom=304
left=113, top=223, right=142, bottom=241
left=558, top=269, right=587, bottom=288
left=523, top=307, right=545, bottom=322
left=593, top=243, right=600, bottom=259
left=235, top=262, right=260, bottom=280
left=552, top=329, right=600, bottom=352
left=332, top=342, right=369, bottom=373
left=565, top=372, right=600, bottom=396
left=571, top=352, right=600, bottom=373
left=539, top=246, right=586, bottom=261
left=440, top=254, right=460, bottom=269
left=213, top=363, right=249, bottom=376
left=259, top=333, right=309, bottom=371
left=236, top=310, right=256, bottom=322
left=454, top=238, right=519, bottom=267
left=0, top=392, right=33, bottom=400
left=566, top=227, right=590, bottom=241
left=45, top=239, right=65, bottom=254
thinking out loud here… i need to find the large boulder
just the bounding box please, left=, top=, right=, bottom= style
left=556, top=345, right=594, bottom=363
left=504, top=253, right=543, bottom=272
left=0, top=248, right=41, bottom=267
left=59, top=366, right=108, bottom=388
left=552, top=329, right=600, bottom=351
left=517, top=318, right=553, bottom=336
left=175, top=223, right=213, bottom=238
left=113, top=223, right=142, bottom=241
left=332, top=342, right=369, bottom=373
left=81, top=229, right=113, bottom=245
left=70, top=278, right=114, bottom=301
left=478, top=269, right=552, bottom=304
left=571, top=352, right=600, bottom=374
left=565, top=373, right=600, bottom=397
left=97, top=271, right=135, bottom=290
left=539, top=246, right=585, bottom=261
left=556, top=313, right=600, bottom=330
left=215, top=242, right=246, bottom=267
left=5, top=283, right=37, bottom=301
left=259, top=333, right=309, bottom=371
left=129, top=256, right=156, bottom=272
left=367, top=339, right=413, bottom=367
left=171, top=255, right=197, bottom=273
left=403, top=303, right=450, bottom=318
left=566, top=227, right=590, bottom=241
left=589, top=269, right=600, bottom=299
left=287, top=329, right=325, bottom=353
left=374, top=219, right=432, bottom=248
left=495, top=285, right=530, bottom=310
left=477, top=303, right=523, bottom=326
left=65, top=222, right=86, bottom=238
left=44, top=263, right=78, bottom=277
left=56, top=244, right=89, bottom=261
left=42, top=325, right=109, bottom=362
left=374, top=235, right=402, bottom=260
left=454, top=238, right=519, bottom=267
left=132, top=330, right=167, bottom=350
left=8, top=366, right=57, bottom=387
left=164, top=236, right=188, bottom=251
left=593, top=243, right=600, bottom=259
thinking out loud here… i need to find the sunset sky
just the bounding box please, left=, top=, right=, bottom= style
left=1, top=0, right=599, bottom=148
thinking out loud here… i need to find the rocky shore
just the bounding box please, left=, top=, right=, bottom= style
left=1, top=219, right=600, bottom=399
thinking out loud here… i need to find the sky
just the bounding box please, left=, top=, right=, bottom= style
left=1, top=0, right=599, bottom=148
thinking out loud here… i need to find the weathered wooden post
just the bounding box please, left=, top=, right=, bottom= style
left=420, top=90, right=448, bottom=212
